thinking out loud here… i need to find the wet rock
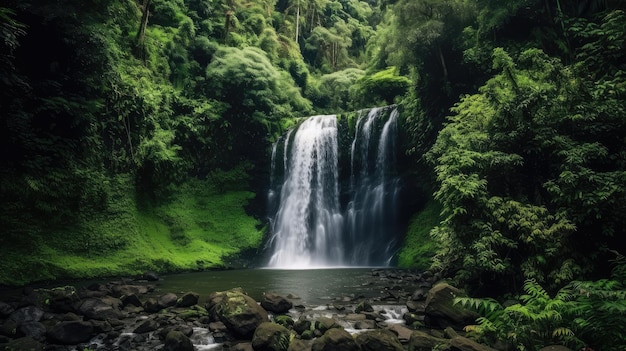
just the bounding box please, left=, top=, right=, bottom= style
left=252, top=322, right=291, bottom=351
left=143, top=271, right=160, bottom=281
left=261, top=293, right=293, bottom=314
left=314, top=317, right=340, bottom=333
left=211, top=289, right=269, bottom=338
left=450, top=335, right=498, bottom=351
left=121, top=293, right=142, bottom=307
left=228, top=341, right=254, bottom=351
left=17, top=321, right=46, bottom=341
left=40, top=286, right=80, bottom=313
left=355, top=329, right=404, bottom=351
left=407, top=330, right=449, bottom=351
left=354, top=320, right=376, bottom=330
left=209, top=321, right=228, bottom=332
left=387, top=324, right=413, bottom=343
left=79, top=298, right=123, bottom=320
left=0, top=320, right=18, bottom=337
left=0, top=301, right=15, bottom=317
left=111, top=284, right=152, bottom=297
left=403, top=312, right=424, bottom=325
left=90, top=319, right=113, bottom=333
left=355, top=301, right=374, bottom=313
left=424, top=283, right=479, bottom=330
left=176, top=292, right=199, bottom=307
left=133, top=318, right=159, bottom=333
left=406, top=300, right=424, bottom=312
left=293, top=319, right=311, bottom=335
left=411, top=288, right=429, bottom=301
left=538, top=346, right=574, bottom=351
left=48, top=320, right=94, bottom=344
left=144, top=297, right=163, bottom=313
left=274, top=315, right=294, bottom=328
left=311, top=328, right=358, bottom=351
left=287, top=338, right=309, bottom=351
left=345, top=313, right=366, bottom=321
left=163, top=330, right=194, bottom=351
left=8, top=306, right=44, bottom=324
left=159, top=293, right=179, bottom=309
left=1, top=336, right=44, bottom=350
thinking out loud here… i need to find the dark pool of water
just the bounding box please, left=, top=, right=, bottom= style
left=148, top=268, right=408, bottom=306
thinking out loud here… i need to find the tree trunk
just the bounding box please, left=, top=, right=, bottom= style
left=295, top=0, right=300, bottom=44
left=134, top=0, right=151, bottom=60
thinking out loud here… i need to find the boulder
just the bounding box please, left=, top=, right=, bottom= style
left=0, top=301, right=15, bottom=317
left=133, top=318, right=159, bottom=334
left=538, top=347, right=574, bottom=351
left=408, top=330, right=449, bottom=351
left=163, top=330, right=194, bottom=351
left=143, top=271, right=160, bottom=281
left=159, top=293, right=179, bottom=309
left=120, top=293, right=142, bottom=307
left=47, top=320, right=94, bottom=344
left=314, top=317, right=340, bottom=333
left=387, top=324, right=414, bottom=343
left=177, top=292, right=199, bottom=308
left=450, top=335, right=499, bottom=351
left=40, top=286, right=80, bottom=313
left=424, top=283, right=479, bottom=330
left=8, top=306, right=44, bottom=324
left=354, top=320, right=376, bottom=330
left=212, top=289, right=269, bottom=338
left=229, top=341, right=254, bottom=351
left=355, top=329, right=404, bottom=351
left=274, top=315, right=295, bottom=328
left=111, top=284, right=151, bottom=297
left=311, top=328, right=359, bottom=351
left=144, top=297, right=163, bottom=313
left=78, top=298, right=123, bottom=320
left=17, top=321, right=46, bottom=341
left=293, top=319, right=311, bottom=335
left=355, top=301, right=374, bottom=313
left=0, top=336, right=44, bottom=351
left=251, top=322, right=291, bottom=351
left=287, top=338, right=309, bottom=351
left=411, top=288, right=429, bottom=301
left=261, top=293, right=293, bottom=314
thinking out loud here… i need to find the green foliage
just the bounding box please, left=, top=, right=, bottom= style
left=353, top=66, right=411, bottom=107
left=397, top=200, right=441, bottom=270
left=456, top=275, right=626, bottom=351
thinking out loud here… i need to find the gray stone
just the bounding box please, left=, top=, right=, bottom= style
left=251, top=322, right=291, bottom=351
left=261, top=293, right=293, bottom=314
left=311, top=328, right=359, bottom=351
left=355, top=329, right=404, bottom=351
left=48, top=320, right=94, bottom=344
left=79, top=298, right=123, bottom=320
left=212, top=289, right=269, bottom=338
left=163, top=330, right=194, bottom=351
left=176, top=292, right=199, bottom=307
left=424, top=283, right=479, bottom=330
left=407, top=330, right=449, bottom=351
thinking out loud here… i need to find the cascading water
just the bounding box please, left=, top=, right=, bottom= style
left=267, top=106, right=401, bottom=268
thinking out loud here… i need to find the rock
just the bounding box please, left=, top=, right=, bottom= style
left=314, top=317, right=340, bottom=333
left=159, top=293, right=179, bottom=309
left=293, top=319, right=311, bottom=335
left=17, top=321, right=46, bottom=341
left=411, top=288, right=429, bottom=301
left=144, top=297, right=163, bottom=313
left=355, top=329, right=404, bottom=351
left=355, top=301, right=374, bottom=313
left=424, top=283, right=479, bottom=330
left=177, top=292, right=199, bottom=307
left=79, top=298, right=123, bottom=320
left=212, top=289, right=269, bottom=338
left=228, top=341, right=254, bottom=351
left=407, top=330, right=449, bottom=351
left=133, top=318, right=159, bottom=333
left=0, top=301, right=15, bottom=317
left=8, top=306, right=44, bottom=324
left=403, top=312, right=424, bottom=325
left=0, top=320, right=18, bottom=337
left=111, top=284, right=152, bottom=297
left=40, top=286, right=80, bottom=313
left=354, top=320, right=376, bottom=330
left=0, top=336, right=44, bottom=351
left=287, top=338, right=309, bottom=351
left=90, top=320, right=113, bottom=333
left=406, top=300, right=424, bottom=313
left=261, top=293, right=293, bottom=314
left=387, top=324, right=413, bottom=343
left=143, top=271, right=160, bottom=281
left=538, top=346, right=574, bottom=351
left=163, top=330, right=194, bottom=351
left=251, top=322, right=291, bottom=351
left=47, top=320, right=94, bottom=344
left=120, top=293, right=142, bottom=307
left=311, top=328, right=359, bottom=351
left=209, top=321, right=228, bottom=332
left=449, top=335, right=499, bottom=351
left=345, top=313, right=366, bottom=321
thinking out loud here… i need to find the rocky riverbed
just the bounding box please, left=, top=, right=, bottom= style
left=0, top=269, right=502, bottom=351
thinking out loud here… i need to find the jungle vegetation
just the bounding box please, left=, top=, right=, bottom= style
left=1, top=0, right=625, bottom=348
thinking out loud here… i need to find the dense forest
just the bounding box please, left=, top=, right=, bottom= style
left=1, top=0, right=626, bottom=347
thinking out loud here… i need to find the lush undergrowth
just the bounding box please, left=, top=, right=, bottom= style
left=396, top=200, right=440, bottom=270
left=0, top=171, right=263, bottom=286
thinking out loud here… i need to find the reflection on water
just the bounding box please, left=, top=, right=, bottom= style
left=149, top=268, right=401, bottom=306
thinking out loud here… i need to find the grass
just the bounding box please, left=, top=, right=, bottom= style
left=0, top=172, right=264, bottom=286
left=396, top=200, right=441, bottom=270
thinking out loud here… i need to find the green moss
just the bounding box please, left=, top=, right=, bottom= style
left=397, top=200, right=441, bottom=270
left=0, top=170, right=263, bottom=286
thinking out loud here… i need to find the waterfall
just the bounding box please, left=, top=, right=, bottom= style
left=267, top=106, right=401, bottom=268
